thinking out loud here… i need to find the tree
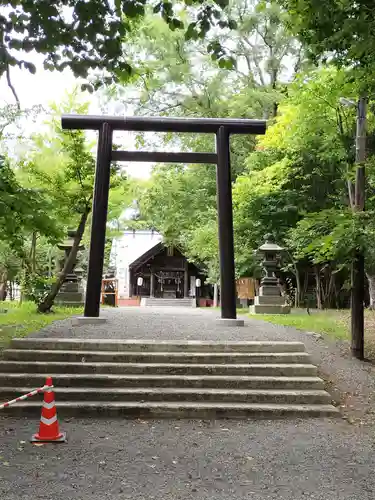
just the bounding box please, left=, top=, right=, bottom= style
left=0, top=154, right=60, bottom=298
left=0, top=104, right=60, bottom=300
left=217, top=0, right=305, bottom=117
left=107, top=3, right=300, bottom=279
left=1, top=0, right=237, bottom=104
left=277, top=0, right=375, bottom=82
left=232, top=67, right=365, bottom=306
left=0, top=243, right=22, bottom=301
left=181, top=216, right=220, bottom=284
left=19, top=93, right=128, bottom=311
left=109, top=3, right=301, bottom=118
left=285, top=209, right=355, bottom=309
left=136, top=163, right=219, bottom=279
left=273, top=0, right=375, bottom=356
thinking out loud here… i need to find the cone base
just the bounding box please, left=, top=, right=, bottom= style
left=30, top=432, right=67, bottom=443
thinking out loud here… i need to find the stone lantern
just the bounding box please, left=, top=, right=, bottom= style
left=55, top=229, right=85, bottom=307
left=249, top=234, right=290, bottom=314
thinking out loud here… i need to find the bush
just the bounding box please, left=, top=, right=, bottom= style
left=20, top=273, right=54, bottom=304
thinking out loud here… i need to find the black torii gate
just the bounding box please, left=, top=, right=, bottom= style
left=61, top=115, right=266, bottom=321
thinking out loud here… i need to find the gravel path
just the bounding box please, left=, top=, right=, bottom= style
left=1, top=307, right=375, bottom=499
left=0, top=416, right=374, bottom=500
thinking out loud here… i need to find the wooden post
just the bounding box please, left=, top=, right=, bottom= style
left=150, top=271, right=155, bottom=298
left=84, top=123, right=113, bottom=317
left=351, top=96, right=367, bottom=360
left=216, top=126, right=237, bottom=319
left=184, top=262, right=189, bottom=298
left=213, top=284, right=219, bottom=308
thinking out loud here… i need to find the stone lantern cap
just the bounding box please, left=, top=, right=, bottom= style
left=259, top=241, right=284, bottom=252
left=258, top=234, right=284, bottom=253
left=58, top=229, right=85, bottom=251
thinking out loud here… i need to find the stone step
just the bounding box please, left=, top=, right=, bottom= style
left=141, top=298, right=195, bottom=307
left=0, top=387, right=332, bottom=404
left=2, top=401, right=340, bottom=418
left=55, top=292, right=84, bottom=302
left=10, top=338, right=306, bottom=353
left=141, top=302, right=193, bottom=308
left=144, top=299, right=193, bottom=302
left=3, top=349, right=311, bottom=364
left=0, top=365, right=318, bottom=386
left=250, top=304, right=291, bottom=314
left=0, top=337, right=338, bottom=419
left=53, top=301, right=84, bottom=307
left=0, top=371, right=324, bottom=388
left=1, top=359, right=314, bottom=376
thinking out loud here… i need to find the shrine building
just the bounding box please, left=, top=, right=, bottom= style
left=110, top=230, right=212, bottom=307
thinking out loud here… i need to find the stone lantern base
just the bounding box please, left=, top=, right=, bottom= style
left=249, top=287, right=291, bottom=315
left=55, top=280, right=85, bottom=307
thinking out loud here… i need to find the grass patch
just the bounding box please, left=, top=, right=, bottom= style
left=0, top=301, right=83, bottom=349
left=251, top=309, right=350, bottom=340
left=250, top=308, right=375, bottom=361
left=236, top=308, right=249, bottom=315
left=211, top=307, right=249, bottom=315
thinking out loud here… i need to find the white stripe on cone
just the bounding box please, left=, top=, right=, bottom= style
left=43, top=400, right=55, bottom=410
left=40, top=415, right=57, bottom=426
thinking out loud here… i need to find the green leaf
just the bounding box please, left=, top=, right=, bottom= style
left=23, top=62, right=36, bottom=74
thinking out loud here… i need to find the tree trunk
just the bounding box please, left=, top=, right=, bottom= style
left=48, top=247, right=53, bottom=278
left=29, top=232, right=37, bottom=273
left=321, top=265, right=334, bottom=309
left=0, top=271, right=8, bottom=301
left=302, top=269, right=309, bottom=303
left=333, top=279, right=340, bottom=309
left=326, top=270, right=335, bottom=309
left=269, top=45, right=279, bottom=118
left=38, top=208, right=90, bottom=313
left=366, top=273, right=375, bottom=310
left=294, top=267, right=301, bottom=308
left=314, top=266, right=322, bottom=309
left=285, top=250, right=301, bottom=306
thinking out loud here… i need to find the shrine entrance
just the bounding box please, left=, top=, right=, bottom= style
left=61, top=114, right=266, bottom=320
left=129, top=243, right=204, bottom=301
left=154, top=272, right=184, bottom=299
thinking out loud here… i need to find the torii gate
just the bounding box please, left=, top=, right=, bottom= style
left=61, top=115, right=266, bottom=324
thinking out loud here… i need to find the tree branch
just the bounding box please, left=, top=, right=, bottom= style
left=242, top=38, right=266, bottom=86
left=6, top=65, right=21, bottom=110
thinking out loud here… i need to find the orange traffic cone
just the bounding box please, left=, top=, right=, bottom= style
left=31, top=377, right=66, bottom=443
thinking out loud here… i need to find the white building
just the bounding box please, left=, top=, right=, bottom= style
left=110, top=230, right=163, bottom=299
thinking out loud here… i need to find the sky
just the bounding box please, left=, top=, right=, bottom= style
left=0, top=55, right=154, bottom=179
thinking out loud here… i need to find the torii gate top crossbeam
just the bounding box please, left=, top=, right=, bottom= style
left=61, top=114, right=266, bottom=135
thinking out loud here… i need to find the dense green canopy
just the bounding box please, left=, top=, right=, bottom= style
left=1, top=0, right=375, bottom=312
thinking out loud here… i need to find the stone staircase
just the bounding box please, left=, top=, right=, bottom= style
left=0, top=338, right=339, bottom=418
left=140, top=298, right=195, bottom=307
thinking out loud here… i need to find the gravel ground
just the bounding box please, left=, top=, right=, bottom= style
left=0, top=416, right=374, bottom=500
left=1, top=307, right=374, bottom=499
